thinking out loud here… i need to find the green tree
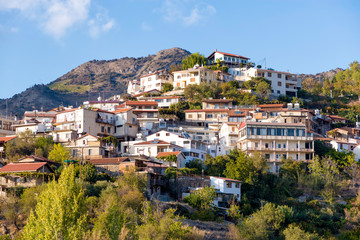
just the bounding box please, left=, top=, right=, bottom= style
left=22, top=165, right=88, bottom=239
left=185, top=159, right=203, bottom=174
left=204, top=154, right=228, bottom=176
left=161, top=82, right=173, bottom=93
left=282, top=225, right=319, bottom=240
left=5, top=130, right=36, bottom=161
left=48, top=143, right=71, bottom=163
left=181, top=52, right=207, bottom=70
left=255, top=81, right=271, bottom=99
left=183, top=186, right=216, bottom=210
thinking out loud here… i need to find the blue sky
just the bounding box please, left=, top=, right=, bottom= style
left=0, top=0, right=359, bottom=99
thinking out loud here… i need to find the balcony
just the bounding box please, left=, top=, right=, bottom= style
left=246, top=135, right=313, bottom=141
left=245, top=147, right=314, bottom=152
left=96, top=118, right=115, bottom=125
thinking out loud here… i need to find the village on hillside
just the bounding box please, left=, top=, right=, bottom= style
left=1, top=50, right=360, bottom=238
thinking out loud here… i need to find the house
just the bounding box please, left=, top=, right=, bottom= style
left=328, top=115, right=347, bottom=124
left=146, top=130, right=208, bottom=162
left=13, top=119, right=49, bottom=135
left=88, top=157, right=130, bottom=176
left=83, top=97, right=121, bottom=112
left=207, top=50, right=249, bottom=67
left=127, top=80, right=141, bottom=95
left=18, top=155, right=60, bottom=168
left=132, top=89, right=162, bottom=98
left=213, top=70, right=233, bottom=82
left=202, top=99, right=233, bottom=109
left=156, top=151, right=186, bottom=168
left=173, top=65, right=218, bottom=89
left=133, top=140, right=183, bottom=158
left=53, top=108, right=116, bottom=139
left=0, top=116, right=20, bottom=137
left=139, top=70, right=174, bottom=92
left=219, top=122, right=240, bottom=155
left=152, top=96, right=181, bottom=108
left=67, top=134, right=116, bottom=160
left=238, top=121, right=314, bottom=173
left=184, top=109, right=229, bottom=125
left=118, top=101, right=158, bottom=133
left=23, top=110, right=57, bottom=123
left=112, top=108, right=138, bottom=142
left=0, top=162, right=54, bottom=194
left=210, top=176, right=242, bottom=208
left=234, top=67, right=299, bottom=97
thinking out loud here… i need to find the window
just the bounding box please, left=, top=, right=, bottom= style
left=166, top=133, right=170, bottom=136
left=305, top=153, right=313, bottom=160
left=277, top=90, right=280, bottom=94
left=107, top=127, right=111, bottom=133
left=226, top=182, right=232, bottom=188
left=101, top=126, right=105, bottom=132
left=188, top=114, right=193, bottom=119
left=156, top=133, right=160, bottom=137
left=265, top=143, right=269, bottom=148
left=278, top=74, right=282, bottom=78
left=278, top=144, right=281, bottom=149
left=267, top=72, right=272, bottom=77
left=88, top=149, right=92, bottom=155
left=265, top=154, right=270, bottom=159
left=278, top=81, right=282, bottom=86
left=235, top=183, right=240, bottom=188
left=287, top=129, right=295, bottom=136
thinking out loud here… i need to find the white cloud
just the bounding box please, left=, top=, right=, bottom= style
left=0, top=0, right=115, bottom=39
left=88, top=10, right=115, bottom=38
left=160, top=0, right=216, bottom=26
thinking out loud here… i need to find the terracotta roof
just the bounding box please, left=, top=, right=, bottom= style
left=112, top=108, right=133, bottom=113
left=185, top=109, right=229, bottom=113
left=328, top=115, right=347, bottom=120
left=0, top=136, right=16, bottom=143
left=210, top=176, right=243, bottom=182
left=202, top=99, right=233, bottom=103
left=134, top=140, right=171, bottom=145
left=24, top=112, right=56, bottom=118
left=156, top=151, right=182, bottom=158
left=228, top=109, right=248, bottom=117
left=125, top=101, right=158, bottom=106
left=88, top=157, right=129, bottom=165
left=0, top=162, right=48, bottom=173
left=56, top=108, right=79, bottom=114
left=208, top=50, right=250, bottom=60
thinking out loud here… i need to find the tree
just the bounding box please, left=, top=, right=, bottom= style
left=255, top=81, right=271, bottom=99
left=5, top=130, right=36, bottom=161
left=204, top=154, right=228, bottom=177
left=185, top=159, right=203, bottom=174
left=35, top=136, right=54, bottom=158
left=161, top=82, right=173, bottom=93
left=282, top=225, right=319, bottom=240
left=48, top=143, right=71, bottom=163
left=181, top=53, right=207, bottom=70
left=183, top=186, right=216, bottom=210
left=22, top=165, right=88, bottom=239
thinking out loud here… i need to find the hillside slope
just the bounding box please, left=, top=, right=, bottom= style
left=0, top=47, right=190, bottom=117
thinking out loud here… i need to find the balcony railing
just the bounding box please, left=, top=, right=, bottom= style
left=96, top=118, right=115, bottom=124
left=245, top=147, right=313, bottom=152
left=246, top=135, right=313, bottom=140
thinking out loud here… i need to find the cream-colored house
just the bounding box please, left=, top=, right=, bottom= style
left=173, top=65, right=218, bottom=89
left=202, top=99, right=233, bottom=109
left=237, top=121, right=314, bottom=173
left=185, top=109, right=229, bottom=124
left=113, top=108, right=138, bottom=141
left=140, top=70, right=174, bottom=92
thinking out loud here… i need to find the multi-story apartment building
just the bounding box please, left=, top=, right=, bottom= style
left=184, top=109, right=229, bottom=125
left=202, top=99, right=233, bottom=109
left=53, top=108, right=116, bottom=141
left=140, top=70, right=174, bottom=92
left=219, top=122, right=240, bottom=155
left=83, top=96, right=121, bottom=112
left=237, top=121, right=314, bottom=173
left=173, top=65, right=218, bottom=89
left=207, top=50, right=250, bottom=66
left=234, top=67, right=299, bottom=97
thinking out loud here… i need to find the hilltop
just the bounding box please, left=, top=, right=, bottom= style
left=0, top=47, right=190, bottom=117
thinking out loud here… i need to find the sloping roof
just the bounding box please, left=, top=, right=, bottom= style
left=132, top=89, right=161, bottom=97
left=76, top=134, right=99, bottom=141
left=112, top=108, right=133, bottom=113
left=156, top=151, right=182, bottom=158
left=208, top=50, right=250, bottom=60
left=258, top=104, right=284, bottom=108
left=210, top=176, right=243, bottom=182
left=125, top=101, right=158, bottom=106
left=228, top=109, right=248, bottom=117
left=88, top=157, right=130, bottom=165
left=202, top=99, right=233, bottom=103
left=328, top=115, right=347, bottom=120
left=24, top=112, right=56, bottom=118
left=134, top=140, right=171, bottom=145
left=0, top=136, right=16, bottom=143
left=18, top=155, right=58, bottom=165
left=152, top=96, right=180, bottom=100
left=0, top=162, right=49, bottom=173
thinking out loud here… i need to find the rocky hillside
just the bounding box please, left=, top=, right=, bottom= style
left=0, top=47, right=190, bottom=117
left=298, top=68, right=344, bottom=84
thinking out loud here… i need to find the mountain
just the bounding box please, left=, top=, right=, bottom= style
left=298, top=68, right=344, bottom=84
left=0, top=47, right=191, bottom=117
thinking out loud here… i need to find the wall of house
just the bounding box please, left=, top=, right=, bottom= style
left=0, top=175, right=42, bottom=188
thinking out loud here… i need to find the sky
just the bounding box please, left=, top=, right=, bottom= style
left=0, top=0, right=359, bottom=99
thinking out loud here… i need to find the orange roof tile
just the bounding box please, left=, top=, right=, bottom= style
left=125, top=101, right=158, bottom=106
left=112, top=108, right=133, bottom=113
left=0, top=136, right=16, bottom=143
left=0, top=162, right=49, bottom=173
left=156, top=151, right=182, bottom=158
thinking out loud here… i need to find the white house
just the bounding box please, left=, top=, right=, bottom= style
left=127, top=80, right=141, bottom=95
left=140, top=70, right=174, bottom=92
left=207, top=50, right=249, bottom=66
left=234, top=67, right=299, bottom=97
left=146, top=130, right=208, bottom=162
left=113, top=108, right=138, bottom=142
left=133, top=140, right=183, bottom=158
left=83, top=96, right=121, bottom=112
left=152, top=96, right=181, bottom=108
left=210, top=176, right=242, bottom=208
left=219, top=122, right=240, bottom=155
left=173, top=65, right=218, bottom=89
